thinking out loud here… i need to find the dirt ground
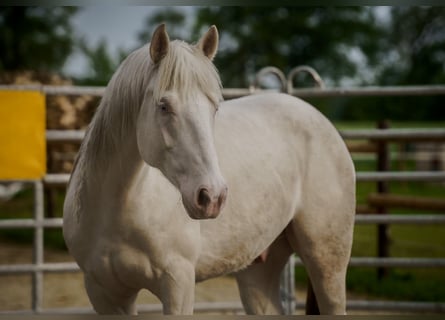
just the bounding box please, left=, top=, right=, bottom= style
left=0, top=240, right=407, bottom=315
left=0, top=241, right=307, bottom=314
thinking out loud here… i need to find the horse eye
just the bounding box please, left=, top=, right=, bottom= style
left=158, top=99, right=171, bottom=114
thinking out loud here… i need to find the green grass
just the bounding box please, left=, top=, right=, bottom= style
left=349, top=223, right=445, bottom=302
left=353, top=224, right=445, bottom=258
left=346, top=267, right=445, bottom=302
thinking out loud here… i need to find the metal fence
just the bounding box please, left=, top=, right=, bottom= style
left=1, top=73, right=445, bottom=314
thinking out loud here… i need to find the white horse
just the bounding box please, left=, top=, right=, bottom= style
left=63, top=24, right=355, bottom=315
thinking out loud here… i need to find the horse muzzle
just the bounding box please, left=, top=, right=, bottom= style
left=183, top=183, right=228, bottom=219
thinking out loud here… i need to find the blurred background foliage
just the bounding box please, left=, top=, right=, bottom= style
left=1, top=6, right=444, bottom=121
left=0, top=7, right=78, bottom=71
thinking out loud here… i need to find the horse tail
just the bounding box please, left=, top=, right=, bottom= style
left=305, top=278, right=320, bottom=315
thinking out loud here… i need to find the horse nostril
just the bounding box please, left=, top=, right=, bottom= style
left=197, top=188, right=211, bottom=209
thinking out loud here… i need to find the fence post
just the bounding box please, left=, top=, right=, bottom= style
left=280, top=255, right=296, bottom=314
left=45, top=145, right=55, bottom=218
left=32, top=180, right=44, bottom=313
left=376, top=120, right=390, bottom=279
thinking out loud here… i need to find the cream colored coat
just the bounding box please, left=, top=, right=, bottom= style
left=63, top=25, right=355, bottom=315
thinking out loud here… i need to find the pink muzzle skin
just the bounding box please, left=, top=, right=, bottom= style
left=194, top=185, right=228, bottom=219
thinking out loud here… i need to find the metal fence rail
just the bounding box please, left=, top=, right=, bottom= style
left=356, top=171, right=445, bottom=182
left=0, top=262, right=79, bottom=274
left=40, top=171, right=445, bottom=185
left=44, top=128, right=445, bottom=184
left=1, top=82, right=445, bottom=314
left=45, top=128, right=445, bottom=143
left=2, top=83, right=445, bottom=98
left=3, top=256, right=445, bottom=276
left=3, top=213, right=445, bottom=230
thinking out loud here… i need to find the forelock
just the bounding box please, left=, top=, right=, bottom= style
left=152, top=40, right=223, bottom=106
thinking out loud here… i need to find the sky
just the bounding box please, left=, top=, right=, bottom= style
left=63, top=6, right=196, bottom=77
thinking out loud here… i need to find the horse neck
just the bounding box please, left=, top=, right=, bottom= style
left=80, top=101, right=145, bottom=202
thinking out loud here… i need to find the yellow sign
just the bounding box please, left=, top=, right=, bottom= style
left=0, top=91, right=46, bottom=179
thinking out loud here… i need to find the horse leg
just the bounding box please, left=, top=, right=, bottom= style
left=234, top=232, right=293, bottom=314
left=286, top=205, right=354, bottom=315
left=157, top=259, right=196, bottom=314
left=84, top=274, right=138, bottom=315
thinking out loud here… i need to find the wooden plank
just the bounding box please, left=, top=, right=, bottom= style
left=368, top=193, right=445, bottom=211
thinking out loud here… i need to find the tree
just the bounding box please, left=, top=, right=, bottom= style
left=76, top=37, right=127, bottom=86
left=193, top=7, right=385, bottom=88
left=380, top=7, right=445, bottom=86
left=345, top=7, right=445, bottom=121
left=0, top=7, right=79, bottom=72
left=137, top=8, right=188, bottom=44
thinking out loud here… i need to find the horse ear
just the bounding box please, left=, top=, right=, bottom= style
left=150, top=23, right=170, bottom=64
left=197, top=25, right=219, bottom=61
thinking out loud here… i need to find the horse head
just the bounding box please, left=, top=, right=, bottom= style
left=136, top=24, right=227, bottom=220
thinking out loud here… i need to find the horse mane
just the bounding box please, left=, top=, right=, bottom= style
left=71, top=40, right=222, bottom=214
